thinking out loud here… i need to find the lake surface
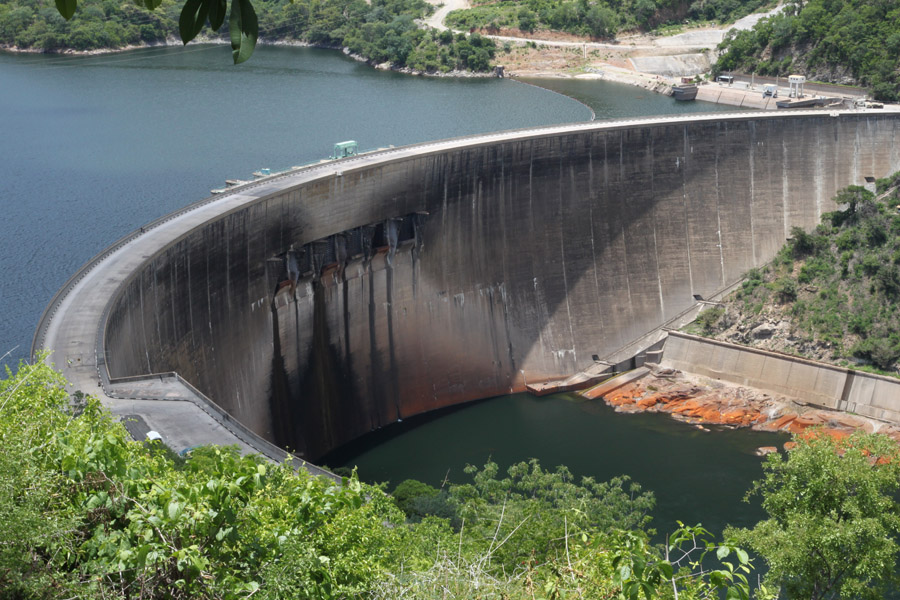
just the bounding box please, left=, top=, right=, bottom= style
left=1, top=44, right=763, bottom=536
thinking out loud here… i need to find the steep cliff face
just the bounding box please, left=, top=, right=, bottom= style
left=104, top=113, right=900, bottom=460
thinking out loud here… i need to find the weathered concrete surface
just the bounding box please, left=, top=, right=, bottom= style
left=696, top=85, right=781, bottom=110
left=661, top=332, right=900, bottom=422
left=38, top=110, right=900, bottom=462
left=629, top=54, right=710, bottom=77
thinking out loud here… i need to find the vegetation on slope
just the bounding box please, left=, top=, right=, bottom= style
left=716, top=0, right=900, bottom=101
left=696, top=172, right=900, bottom=374
left=8, top=356, right=900, bottom=597
left=0, top=0, right=496, bottom=72
left=445, top=0, right=775, bottom=41
left=0, top=357, right=762, bottom=599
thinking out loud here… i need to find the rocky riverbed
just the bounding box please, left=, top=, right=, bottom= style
left=586, top=364, right=900, bottom=453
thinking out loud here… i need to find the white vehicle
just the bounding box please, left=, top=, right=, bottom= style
left=763, top=84, right=778, bottom=97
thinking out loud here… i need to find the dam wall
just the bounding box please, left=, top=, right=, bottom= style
left=102, top=112, right=900, bottom=460
left=661, top=332, right=900, bottom=423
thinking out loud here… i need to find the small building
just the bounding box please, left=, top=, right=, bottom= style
left=788, top=75, right=806, bottom=98
left=332, top=140, right=359, bottom=160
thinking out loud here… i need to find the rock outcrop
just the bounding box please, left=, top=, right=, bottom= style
left=586, top=365, right=900, bottom=448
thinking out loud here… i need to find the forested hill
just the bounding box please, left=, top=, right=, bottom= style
left=716, top=0, right=900, bottom=101
left=0, top=0, right=496, bottom=72
left=0, top=0, right=777, bottom=58
left=446, top=0, right=776, bottom=42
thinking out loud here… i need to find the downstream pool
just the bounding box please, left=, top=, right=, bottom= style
left=326, top=392, right=788, bottom=537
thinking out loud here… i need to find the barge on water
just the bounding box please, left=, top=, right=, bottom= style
left=672, top=83, right=698, bottom=101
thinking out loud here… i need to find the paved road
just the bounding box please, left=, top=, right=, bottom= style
left=726, top=73, right=868, bottom=98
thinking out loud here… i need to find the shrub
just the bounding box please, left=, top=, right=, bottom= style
left=789, top=226, right=818, bottom=258
left=772, top=277, right=797, bottom=303
left=695, top=306, right=725, bottom=334
left=729, top=432, right=900, bottom=599
left=392, top=479, right=439, bottom=518
left=870, top=338, right=900, bottom=371
left=797, top=257, right=834, bottom=284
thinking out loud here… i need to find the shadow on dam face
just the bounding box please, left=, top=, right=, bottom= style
left=102, top=112, right=900, bottom=461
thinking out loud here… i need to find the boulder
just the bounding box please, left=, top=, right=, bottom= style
left=751, top=322, right=776, bottom=339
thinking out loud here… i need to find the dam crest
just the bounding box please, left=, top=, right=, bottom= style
left=35, top=110, right=900, bottom=462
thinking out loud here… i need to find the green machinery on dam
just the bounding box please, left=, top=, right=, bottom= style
left=42, top=111, right=900, bottom=461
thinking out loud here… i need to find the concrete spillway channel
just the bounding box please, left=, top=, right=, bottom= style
left=34, top=109, right=900, bottom=468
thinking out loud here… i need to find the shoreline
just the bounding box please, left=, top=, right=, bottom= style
left=0, top=38, right=778, bottom=109
left=587, top=364, right=900, bottom=452
left=0, top=37, right=499, bottom=78
left=0, top=34, right=674, bottom=87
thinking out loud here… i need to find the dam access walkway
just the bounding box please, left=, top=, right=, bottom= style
left=34, top=107, right=899, bottom=470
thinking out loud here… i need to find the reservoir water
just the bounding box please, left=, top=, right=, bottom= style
left=0, top=44, right=765, bottom=535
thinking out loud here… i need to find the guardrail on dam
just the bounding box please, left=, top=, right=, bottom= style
left=36, top=110, right=900, bottom=462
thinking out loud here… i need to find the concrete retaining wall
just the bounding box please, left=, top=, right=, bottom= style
left=696, top=85, right=781, bottom=109
left=661, top=331, right=900, bottom=422
left=103, top=112, right=900, bottom=460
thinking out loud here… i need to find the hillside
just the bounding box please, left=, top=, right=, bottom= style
left=0, top=0, right=496, bottom=72
left=445, top=0, right=776, bottom=41
left=695, top=172, right=900, bottom=375
left=716, top=0, right=900, bottom=101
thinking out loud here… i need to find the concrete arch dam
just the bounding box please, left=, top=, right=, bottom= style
left=50, top=111, right=900, bottom=462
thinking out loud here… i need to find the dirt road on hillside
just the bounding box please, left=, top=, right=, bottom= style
left=424, top=2, right=788, bottom=79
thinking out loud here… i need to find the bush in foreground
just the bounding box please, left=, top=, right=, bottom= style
left=7, top=358, right=900, bottom=598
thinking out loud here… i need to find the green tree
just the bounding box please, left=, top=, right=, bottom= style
left=516, top=6, right=536, bottom=31
left=449, top=459, right=655, bottom=570
left=0, top=359, right=82, bottom=597
left=728, top=432, right=900, bottom=600
left=392, top=478, right=439, bottom=517
left=585, top=4, right=617, bottom=38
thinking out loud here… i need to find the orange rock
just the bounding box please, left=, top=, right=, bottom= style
left=798, top=427, right=851, bottom=442
left=784, top=441, right=798, bottom=451
left=636, top=397, right=658, bottom=409
left=723, top=409, right=755, bottom=425
left=671, top=399, right=703, bottom=414
left=788, top=415, right=826, bottom=433
left=770, top=414, right=798, bottom=430
left=831, top=415, right=875, bottom=433
left=606, top=393, right=637, bottom=407
left=695, top=406, right=726, bottom=423
left=756, top=446, right=778, bottom=456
